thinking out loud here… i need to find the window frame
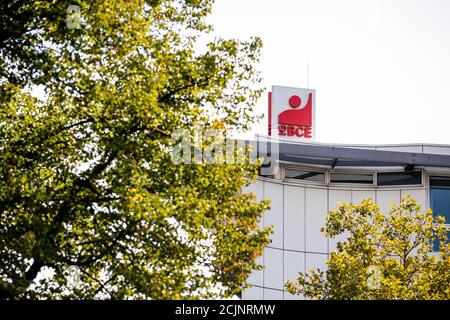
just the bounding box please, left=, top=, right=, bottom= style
left=375, top=170, right=424, bottom=188
left=329, top=170, right=375, bottom=187
left=280, top=166, right=425, bottom=188
left=282, top=165, right=327, bottom=186
left=427, top=173, right=450, bottom=252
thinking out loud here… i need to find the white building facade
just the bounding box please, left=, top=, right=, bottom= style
left=241, top=141, right=450, bottom=300
left=241, top=86, right=450, bottom=300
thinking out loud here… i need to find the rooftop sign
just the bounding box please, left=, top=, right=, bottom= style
left=269, top=86, right=316, bottom=141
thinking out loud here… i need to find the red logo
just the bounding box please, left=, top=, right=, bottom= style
left=278, top=93, right=313, bottom=138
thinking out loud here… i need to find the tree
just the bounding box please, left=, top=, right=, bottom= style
left=286, top=196, right=450, bottom=299
left=0, top=0, right=270, bottom=299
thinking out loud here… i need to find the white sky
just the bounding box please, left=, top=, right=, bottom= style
left=207, top=0, right=450, bottom=145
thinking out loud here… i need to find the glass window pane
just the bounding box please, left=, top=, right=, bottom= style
left=285, top=169, right=325, bottom=182
left=430, top=176, right=450, bottom=252
left=430, top=188, right=450, bottom=223
left=331, top=173, right=373, bottom=184
left=377, top=171, right=422, bottom=186
left=430, top=176, right=450, bottom=188
left=430, top=177, right=450, bottom=225
left=433, top=230, right=450, bottom=252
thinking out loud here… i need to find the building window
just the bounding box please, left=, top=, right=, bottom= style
left=284, top=169, right=325, bottom=182
left=430, top=176, right=450, bottom=251
left=377, top=171, right=422, bottom=186
left=330, top=173, right=373, bottom=184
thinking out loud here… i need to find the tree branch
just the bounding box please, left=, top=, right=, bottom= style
left=157, top=76, right=213, bottom=104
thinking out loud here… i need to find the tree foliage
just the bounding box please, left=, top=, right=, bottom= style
left=286, top=196, right=450, bottom=299
left=0, top=0, right=270, bottom=299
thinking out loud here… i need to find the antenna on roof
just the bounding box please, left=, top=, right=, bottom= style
left=307, top=62, right=310, bottom=89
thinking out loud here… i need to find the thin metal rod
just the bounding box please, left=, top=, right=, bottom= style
left=307, top=62, right=310, bottom=88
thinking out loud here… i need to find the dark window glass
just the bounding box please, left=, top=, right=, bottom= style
left=285, top=169, right=325, bottom=182
left=433, top=230, right=450, bottom=252
left=377, top=171, right=422, bottom=186
left=430, top=176, right=450, bottom=251
left=331, top=173, right=373, bottom=184
left=430, top=176, right=450, bottom=225
left=430, top=176, right=450, bottom=188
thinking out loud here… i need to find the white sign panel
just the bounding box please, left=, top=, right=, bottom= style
left=269, top=86, right=316, bottom=142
